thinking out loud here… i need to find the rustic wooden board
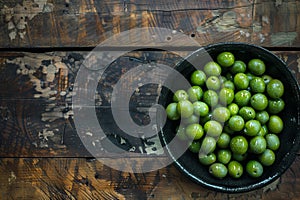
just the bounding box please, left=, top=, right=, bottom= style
left=253, top=0, right=300, bottom=47
left=0, top=50, right=185, bottom=157
left=0, top=0, right=299, bottom=48
left=0, top=50, right=299, bottom=157
left=0, top=156, right=299, bottom=199
left=1, top=1, right=300, bottom=199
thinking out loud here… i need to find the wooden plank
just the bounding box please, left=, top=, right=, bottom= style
left=1, top=0, right=299, bottom=48
left=124, top=0, right=253, bottom=11
left=0, top=156, right=299, bottom=199
left=0, top=99, right=90, bottom=157
left=253, top=0, right=300, bottom=47
left=0, top=50, right=299, bottom=157
left=0, top=0, right=253, bottom=47
left=0, top=50, right=183, bottom=157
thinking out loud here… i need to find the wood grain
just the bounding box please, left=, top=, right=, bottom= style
left=1, top=1, right=300, bottom=199
left=0, top=50, right=299, bottom=157
left=0, top=50, right=184, bottom=157
left=0, top=0, right=299, bottom=48
left=0, top=156, right=299, bottom=199
left=253, top=0, right=300, bottom=47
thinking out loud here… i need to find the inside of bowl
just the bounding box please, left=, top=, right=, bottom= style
left=158, top=43, right=300, bottom=192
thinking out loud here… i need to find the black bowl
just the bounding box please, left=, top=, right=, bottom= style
left=158, top=42, right=300, bottom=193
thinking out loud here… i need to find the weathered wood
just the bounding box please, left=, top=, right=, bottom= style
left=0, top=50, right=299, bottom=157
left=0, top=156, right=299, bottom=199
left=0, top=50, right=184, bottom=157
left=0, top=1, right=299, bottom=199
left=0, top=0, right=299, bottom=48
left=0, top=0, right=298, bottom=48
left=0, top=0, right=250, bottom=47
left=253, top=0, right=300, bottom=47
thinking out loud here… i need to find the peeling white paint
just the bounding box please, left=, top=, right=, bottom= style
left=282, top=55, right=289, bottom=63
left=253, top=22, right=262, bottom=33
left=120, top=137, right=127, bottom=145
left=197, top=10, right=254, bottom=37
left=37, top=129, right=56, bottom=148
left=138, top=146, right=144, bottom=154
left=60, top=91, right=67, bottom=96
left=271, top=32, right=298, bottom=46
left=144, top=136, right=164, bottom=155
left=262, top=16, right=269, bottom=24
left=18, top=31, right=26, bottom=39
left=38, top=129, right=54, bottom=141
left=42, top=64, right=56, bottom=82
left=129, top=146, right=136, bottom=152
left=5, top=51, right=132, bottom=152
left=41, top=109, right=63, bottom=122
left=239, top=30, right=250, bottom=38
left=1, top=0, right=54, bottom=40
left=297, top=57, right=300, bottom=73
left=7, top=53, right=75, bottom=126
left=8, top=21, right=15, bottom=30
left=215, top=11, right=237, bottom=32
left=275, top=0, right=283, bottom=7
left=8, top=31, right=17, bottom=40
left=64, top=110, right=73, bottom=119
left=212, top=10, right=220, bottom=17
left=259, top=33, right=266, bottom=43
left=8, top=171, right=17, bottom=185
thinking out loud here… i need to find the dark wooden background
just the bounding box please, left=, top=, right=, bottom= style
left=0, top=0, right=300, bottom=199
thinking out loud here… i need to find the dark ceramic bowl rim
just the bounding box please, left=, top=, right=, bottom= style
left=159, top=42, right=300, bottom=193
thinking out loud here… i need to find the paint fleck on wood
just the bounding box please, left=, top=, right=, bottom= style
left=0, top=0, right=299, bottom=199
left=8, top=171, right=16, bottom=185
left=1, top=0, right=54, bottom=40
left=271, top=32, right=298, bottom=46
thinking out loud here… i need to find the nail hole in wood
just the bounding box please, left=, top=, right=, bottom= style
left=94, top=173, right=100, bottom=179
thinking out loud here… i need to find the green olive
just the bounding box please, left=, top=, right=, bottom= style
left=217, top=52, right=235, bottom=67
left=199, top=153, right=216, bottom=165
left=246, top=160, right=264, bottom=178
left=230, top=136, right=248, bottom=155
left=228, top=160, right=243, bottom=178
left=209, top=163, right=228, bottom=179
left=248, top=59, right=266, bottom=76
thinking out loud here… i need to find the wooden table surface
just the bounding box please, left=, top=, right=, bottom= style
left=0, top=0, right=300, bottom=199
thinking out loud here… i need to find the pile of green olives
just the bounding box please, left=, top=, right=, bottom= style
left=165, top=51, right=285, bottom=179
